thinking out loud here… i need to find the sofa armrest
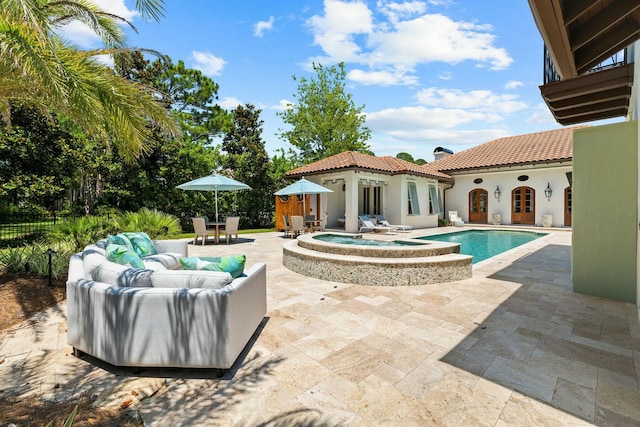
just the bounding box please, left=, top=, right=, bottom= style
left=66, top=253, right=86, bottom=284
left=153, top=239, right=188, bottom=257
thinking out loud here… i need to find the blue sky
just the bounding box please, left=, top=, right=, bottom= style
left=65, top=1, right=619, bottom=161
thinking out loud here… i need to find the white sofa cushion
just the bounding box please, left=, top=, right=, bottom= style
left=150, top=269, right=232, bottom=289
left=93, top=262, right=153, bottom=287
left=141, top=252, right=183, bottom=271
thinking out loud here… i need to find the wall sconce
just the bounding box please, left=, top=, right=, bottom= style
left=494, top=185, right=501, bottom=202
left=544, top=183, right=552, bottom=201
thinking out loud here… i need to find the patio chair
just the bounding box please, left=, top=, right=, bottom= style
left=359, top=216, right=395, bottom=234
left=221, top=216, right=240, bottom=244
left=374, top=215, right=412, bottom=232
left=192, top=217, right=217, bottom=245
left=449, top=211, right=464, bottom=227
left=282, top=215, right=291, bottom=237
left=290, top=215, right=306, bottom=238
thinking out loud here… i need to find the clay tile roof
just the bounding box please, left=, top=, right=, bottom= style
left=286, top=151, right=453, bottom=181
left=430, top=126, right=585, bottom=172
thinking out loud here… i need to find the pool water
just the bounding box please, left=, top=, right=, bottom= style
left=313, top=234, right=424, bottom=247
left=418, top=229, right=546, bottom=263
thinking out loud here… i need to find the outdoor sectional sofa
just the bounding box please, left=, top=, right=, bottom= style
left=66, top=237, right=267, bottom=373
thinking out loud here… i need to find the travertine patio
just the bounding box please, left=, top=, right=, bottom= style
left=1, top=228, right=639, bottom=426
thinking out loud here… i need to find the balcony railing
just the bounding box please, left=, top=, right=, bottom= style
left=543, top=45, right=628, bottom=84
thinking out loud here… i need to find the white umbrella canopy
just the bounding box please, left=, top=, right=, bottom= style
left=177, top=173, right=251, bottom=222
left=274, top=177, right=333, bottom=216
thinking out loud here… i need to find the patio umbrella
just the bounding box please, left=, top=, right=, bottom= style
left=177, top=173, right=251, bottom=222
left=274, top=177, right=333, bottom=216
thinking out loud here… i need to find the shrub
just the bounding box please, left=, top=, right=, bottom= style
left=26, top=242, right=72, bottom=279
left=47, top=216, right=115, bottom=252
left=114, top=208, right=182, bottom=239
left=0, top=247, right=28, bottom=273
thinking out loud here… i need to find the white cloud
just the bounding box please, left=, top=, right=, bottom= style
left=56, top=0, right=137, bottom=48
left=348, top=68, right=418, bottom=85
left=416, top=87, right=527, bottom=114
left=378, top=1, right=426, bottom=24
left=526, top=103, right=558, bottom=124
left=254, top=16, right=275, bottom=37
left=504, top=80, right=523, bottom=90
left=367, top=106, right=487, bottom=134
left=271, top=99, right=295, bottom=111
left=191, top=51, right=226, bottom=76
left=218, top=97, right=243, bottom=110
left=307, top=0, right=374, bottom=61
left=306, top=0, right=512, bottom=86
left=437, top=71, right=452, bottom=80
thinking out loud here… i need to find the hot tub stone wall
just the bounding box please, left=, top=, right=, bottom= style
left=283, top=241, right=472, bottom=286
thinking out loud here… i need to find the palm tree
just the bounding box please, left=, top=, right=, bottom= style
left=0, top=0, right=178, bottom=160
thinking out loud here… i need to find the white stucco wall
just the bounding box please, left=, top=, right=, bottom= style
left=444, top=163, right=572, bottom=227
left=313, top=171, right=441, bottom=232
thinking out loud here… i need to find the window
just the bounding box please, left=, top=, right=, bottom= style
left=407, top=181, right=420, bottom=215
left=362, top=187, right=370, bottom=214
left=428, top=184, right=441, bottom=214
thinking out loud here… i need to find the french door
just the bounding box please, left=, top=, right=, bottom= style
left=468, top=189, right=488, bottom=223
left=512, top=186, right=535, bottom=224
left=564, top=187, right=572, bottom=226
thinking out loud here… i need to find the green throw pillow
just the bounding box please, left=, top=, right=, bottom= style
left=106, top=244, right=145, bottom=269
left=107, top=234, right=134, bottom=251
left=122, top=232, right=158, bottom=257
left=180, top=255, right=246, bottom=278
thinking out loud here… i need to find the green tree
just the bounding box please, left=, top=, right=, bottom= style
left=0, top=0, right=178, bottom=160
left=396, top=152, right=414, bottom=162
left=278, top=62, right=372, bottom=164
left=222, top=104, right=273, bottom=226
left=0, top=105, right=85, bottom=212
left=117, top=53, right=232, bottom=144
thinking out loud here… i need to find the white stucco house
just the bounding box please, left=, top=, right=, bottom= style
left=430, top=126, right=579, bottom=228
left=284, top=151, right=453, bottom=233
left=283, top=126, right=578, bottom=232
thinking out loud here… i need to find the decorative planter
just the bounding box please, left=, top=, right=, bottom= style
left=542, top=214, right=553, bottom=228
left=492, top=213, right=502, bottom=225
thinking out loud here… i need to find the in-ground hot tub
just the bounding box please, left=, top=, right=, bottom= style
left=283, top=233, right=472, bottom=286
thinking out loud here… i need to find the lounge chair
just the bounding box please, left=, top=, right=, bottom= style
left=449, top=211, right=464, bottom=227
left=221, top=216, right=240, bottom=244
left=192, top=217, right=217, bottom=245
left=290, top=215, right=306, bottom=238
left=374, top=215, right=412, bottom=232
left=359, top=216, right=395, bottom=234
left=282, top=215, right=291, bottom=237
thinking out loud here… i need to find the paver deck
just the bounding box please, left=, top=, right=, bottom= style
left=1, top=228, right=639, bottom=426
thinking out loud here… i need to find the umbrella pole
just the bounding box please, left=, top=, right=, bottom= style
left=215, top=189, right=219, bottom=223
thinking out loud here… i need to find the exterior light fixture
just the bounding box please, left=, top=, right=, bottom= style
left=544, top=183, right=552, bottom=201
left=494, top=185, right=501, bottom=201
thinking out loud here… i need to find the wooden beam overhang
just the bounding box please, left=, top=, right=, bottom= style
left=528, top=0, right=640, bottom=125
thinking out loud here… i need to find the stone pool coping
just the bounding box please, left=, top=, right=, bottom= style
left=296, top=232, right=460, bottom=258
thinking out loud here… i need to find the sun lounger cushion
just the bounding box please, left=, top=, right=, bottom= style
left=180, top=255, right=246, bottom=278
left=106, top=244, right=145, bottom=269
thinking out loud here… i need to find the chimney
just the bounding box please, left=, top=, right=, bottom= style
left=433, top=146, right=453, bottom=161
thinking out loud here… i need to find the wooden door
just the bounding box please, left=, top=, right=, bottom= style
left=564, top=186, right=572, bottom=226
left=468, top=189, right=488, bottom=223
left=512, top=186, right=535, bottom=224
left=275, top=195, right=309, bottom=230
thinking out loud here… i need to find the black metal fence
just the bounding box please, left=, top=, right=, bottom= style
left=0, top=210, right=275, bottom=248
left=0, top=212, right=59, bottom=247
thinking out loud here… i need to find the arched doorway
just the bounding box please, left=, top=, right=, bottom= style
left=468, top=189, right=488, bottom=223
left=564, top=186, right=572, bottom=226
left=512, top=186, right=535, bottom=224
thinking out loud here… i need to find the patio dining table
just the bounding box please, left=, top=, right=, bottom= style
left=206, top=221, right=226, bottom=244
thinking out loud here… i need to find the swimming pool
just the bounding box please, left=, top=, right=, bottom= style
left=418, top=229, right=546, bottom=263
